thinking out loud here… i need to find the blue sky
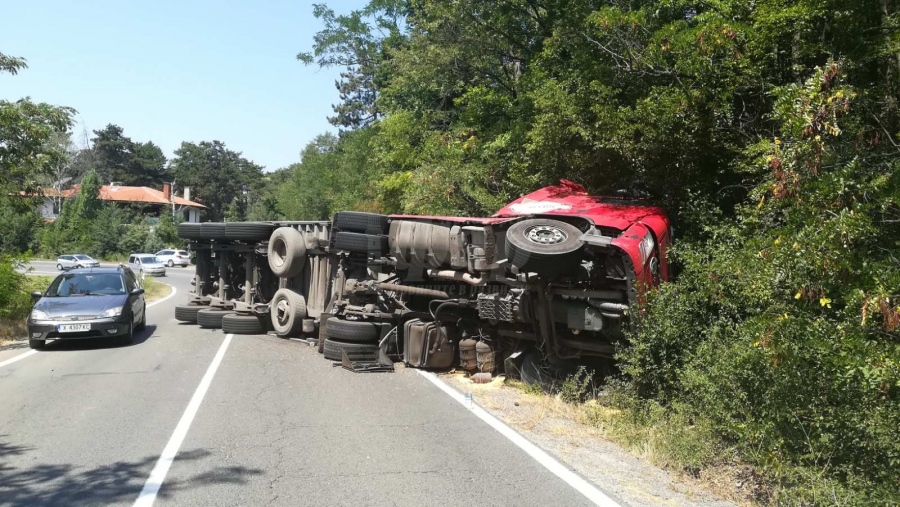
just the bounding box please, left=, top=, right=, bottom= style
left=1, top=0, right=367, bottom=171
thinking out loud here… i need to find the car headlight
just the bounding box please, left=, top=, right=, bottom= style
left=98, top=307, right=122, bottom=318
left=31, top=309, right=51, bottom=321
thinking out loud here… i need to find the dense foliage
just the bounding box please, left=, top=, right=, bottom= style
left=289, top=1, right=899, bottom=503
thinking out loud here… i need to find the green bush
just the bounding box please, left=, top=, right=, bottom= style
left=0, top=255, right=32, bottom=322
left=618, top=66, right=900, bottom=504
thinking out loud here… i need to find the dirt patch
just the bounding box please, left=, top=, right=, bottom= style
left=439, top=371, right=745, bottom=507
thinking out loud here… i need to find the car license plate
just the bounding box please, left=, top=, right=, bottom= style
left=57, top=324, right=91, bottom=332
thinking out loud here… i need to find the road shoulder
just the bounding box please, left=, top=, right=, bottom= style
left=438, top=372, right=738, bottom=507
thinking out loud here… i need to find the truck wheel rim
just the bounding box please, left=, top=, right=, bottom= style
left=524, top=225, right=567, bottom=245
left=275, top=299, right=289, bottom=325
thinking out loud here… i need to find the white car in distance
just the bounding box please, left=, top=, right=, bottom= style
left=56, top=254, right=101, bottom=270
left=127, top=254, right=167, bottom=277
left=155, top=249, right=190, bottom=267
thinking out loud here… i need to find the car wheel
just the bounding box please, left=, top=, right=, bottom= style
left=121, top=321, right=134, bottom=345
left=167, top=260, right=174, bottom=267
left=136, top=304, right=147, bottom=331
left=56, top=263, right=62, bottom=270
left=28, top=338, right=45, bottom=350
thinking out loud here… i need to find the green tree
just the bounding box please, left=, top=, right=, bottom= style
left=168, top=140, right=264, bottom=221
left=91, top=124, right=169, bottom=187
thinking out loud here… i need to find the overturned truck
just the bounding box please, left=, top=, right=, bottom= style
left=175, top=180, right=671, bottom=381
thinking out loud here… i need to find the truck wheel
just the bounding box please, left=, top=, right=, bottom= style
left=318, top=317, right=331, bottom=353
left=505, top=218, right=584, bottom=277
left=519, top=350, right=575, bottom=392
left=270, top=288, right=307, bottom=337
left=333, top=232, right=388, bottom=255
left=325, top=317, right=380, bottom=344
left=323, top=338, right=379, bottom=362
left=177, top=223, right=205, bottom=240
left=225, top=221, right=275, bottom=242
left=202, top=222, right=228, bottom=240
left=334, top=212, right=388, bottom=234
left=268, top=227, right=307, bottom=278
left=222, top=313, right=266, bottom=334
left=196, top=308, right=233, bottom=329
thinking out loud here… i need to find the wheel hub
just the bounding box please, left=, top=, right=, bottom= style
left=276, top=300, right=289, bottom=325
left=524, top=225, right=568, bottom=245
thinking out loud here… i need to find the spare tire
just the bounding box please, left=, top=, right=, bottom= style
left=325, top=318, right=381, bottom=344
left=222, top=313, right=267, bottom=334
left=196, top=308, right=234, bottom=329
left=225, top=222, right=275, bottom=242
left=268, top=227, right=307, bottom=278
left=505, top=218, right=584, bottom=277
left=323, top=339, right=379, bottom=362
left=174, top=304, right=205, bottom=323
left=334, top=212, right=388, bottom=234
left=270, top=288, right=307, bottom=337
left=333, top=232, right=388, bottom=255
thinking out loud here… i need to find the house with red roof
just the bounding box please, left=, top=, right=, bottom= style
left=43, top=183, right=205, bottom=222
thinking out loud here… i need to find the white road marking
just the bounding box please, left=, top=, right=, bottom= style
left=0, top=349, right=38, bottom=368
left=134, top=333, right=234, bottom=507
left=417, top=370, right=623, bottom=507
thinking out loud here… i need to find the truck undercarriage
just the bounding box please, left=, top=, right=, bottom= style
left=174, top=180, right=671, bottom=383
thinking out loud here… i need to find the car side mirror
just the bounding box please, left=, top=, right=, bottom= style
left=31, top=291, right=43, bottom=302
left=131, top=288, right=145, bottom=296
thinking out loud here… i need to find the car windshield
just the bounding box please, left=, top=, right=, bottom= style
left=47, top=273, right=124, bottom=296
left=75, top=255, right=92, bottom=260
left=141, top=256, right=160, bottom=264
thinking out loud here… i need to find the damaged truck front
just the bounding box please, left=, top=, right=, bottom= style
left=325, top=180, right=671, bottom=380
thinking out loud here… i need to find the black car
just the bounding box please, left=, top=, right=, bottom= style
left=27, top=266, right=146, bottom=349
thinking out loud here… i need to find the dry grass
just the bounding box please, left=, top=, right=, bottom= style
left=141, top=276, right=172, bottom=302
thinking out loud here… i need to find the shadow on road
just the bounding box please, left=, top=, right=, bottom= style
left=0, top=437, right=264, bottom=506
left=40, top=324, right=159, bottom=352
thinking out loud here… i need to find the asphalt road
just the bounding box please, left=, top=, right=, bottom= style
left=0, top=265, right=608, bottom=507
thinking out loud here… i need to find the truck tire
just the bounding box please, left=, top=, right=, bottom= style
left=268, top=227, right=307, bottom=278
left=519, top=350, right=575, bottom=393
left=203, top=222, right=228, bottom=240
left=505, top=218, right=584, bottom=277
left=270, top=288, right=307, bottom=337
left=334, top=212, right=388, bottom=234
left=196, top=308, right=234, bottom=329
left=318, top=316, right=331, bottom=353
left=323, top=338, right=379, bottom=362
left=333, top=232, right=388, bottom=255
left=325, top=317, right=380, bottom=344
left=177, top=223, right=205, bottom=240
left=225, top=221, right=274, bottom=242
left=175, top=304, right=205, bottom=323
left=222, top=313, right=267, bottom=334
